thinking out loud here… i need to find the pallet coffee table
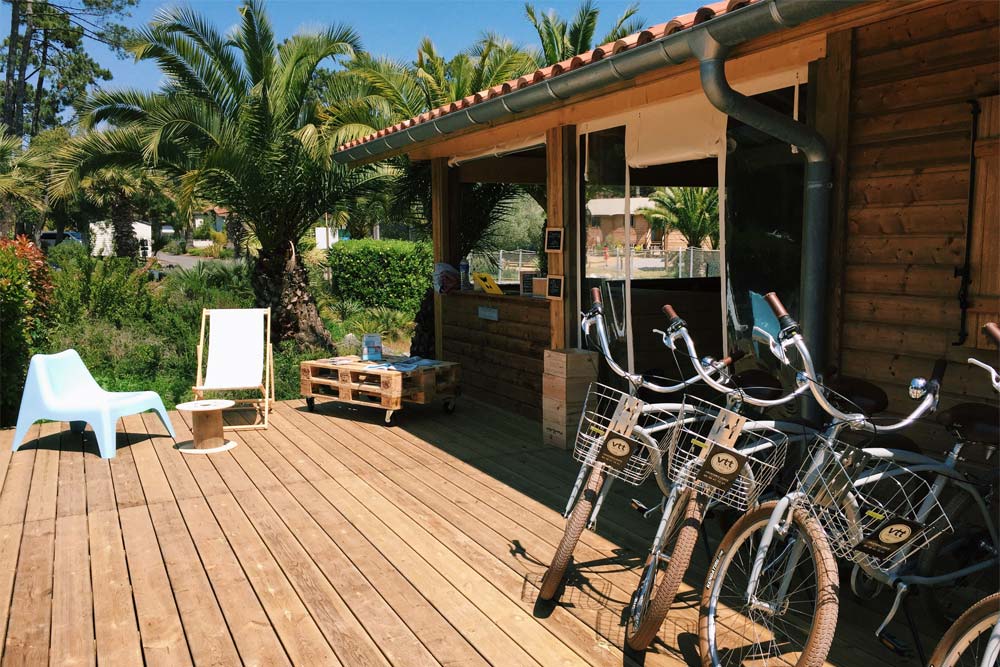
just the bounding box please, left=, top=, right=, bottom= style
left=300, top=356, right=460, bottom=423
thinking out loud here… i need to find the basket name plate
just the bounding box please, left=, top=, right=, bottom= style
left=706, top=408, right=747, bottom=448
left=596, top=434, right=636, bottom=471
left=695, top=442, right=748, bottom=492
left=852, top=515, right=926, bottom=559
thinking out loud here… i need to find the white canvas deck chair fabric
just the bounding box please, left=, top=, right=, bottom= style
left=194, top=308, right=274, bottom=429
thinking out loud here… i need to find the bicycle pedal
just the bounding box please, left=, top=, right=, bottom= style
left=876, top=631, right=910, bottom=657
left=630, top=499, right=649, bottom=515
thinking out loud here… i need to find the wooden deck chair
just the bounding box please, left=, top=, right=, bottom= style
left=193, top=308, right=274, bottom=430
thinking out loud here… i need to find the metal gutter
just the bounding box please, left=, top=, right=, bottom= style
left=333, top=0, right=859, bottom=165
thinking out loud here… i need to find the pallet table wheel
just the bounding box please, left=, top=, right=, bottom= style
left=385, top=409, right=395, bottom=425
left=443, top=398, right=456, bottom=414
left=306, top=396, right=316, bottom=412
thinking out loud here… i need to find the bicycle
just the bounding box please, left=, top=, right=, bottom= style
left=927, top=321, right=1000, bottom=667
left=698, top=293, right=998, bottom=667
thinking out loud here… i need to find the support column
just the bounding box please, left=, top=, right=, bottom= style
left=546, top=125, right=577, bottom=350
left=431, top=157, right=453, bottom=360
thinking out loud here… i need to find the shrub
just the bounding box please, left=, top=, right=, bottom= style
left=327, top=239, right=431, bottom=314
left=0, top=236, right=52, bottom=425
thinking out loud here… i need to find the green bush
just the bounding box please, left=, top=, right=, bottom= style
left=0, top=236, right=52, bottom=425
left=327, top=239, right=431, bottom=314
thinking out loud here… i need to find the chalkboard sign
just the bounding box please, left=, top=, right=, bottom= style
left=546, top=275, right=564, bottom=300
left=520, top=272, right=538, bottom=295
left=544, top=228, right=563, bottom=252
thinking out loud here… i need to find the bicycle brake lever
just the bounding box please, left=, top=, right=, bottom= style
left=968, top=358, right=1000, bottom=392
left=652, top=328, right=675, bottom=350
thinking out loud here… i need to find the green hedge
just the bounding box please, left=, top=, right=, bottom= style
left=328, top=240, right=432, bottom=314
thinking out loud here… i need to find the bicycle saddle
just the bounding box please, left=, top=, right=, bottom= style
left=729, top=368, right=783, bottom=401
left=825, top=375, right=889, bottom=415
left=936, top=403, right=999, bottom=445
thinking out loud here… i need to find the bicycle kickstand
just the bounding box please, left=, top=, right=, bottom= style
left=875, top=583, right=919, bottom=660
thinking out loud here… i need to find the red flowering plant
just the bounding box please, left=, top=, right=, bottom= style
left=0, top=236, right=52, bottom=425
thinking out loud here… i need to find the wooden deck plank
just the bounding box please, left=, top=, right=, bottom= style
left=88, top=509, right=142, bottom=665
left=140, top=412, right=203, bottom=501
left=0, top=440, right=35, bottom=526
left=175, top=497, right=291, bottom=667
left=117, top=504, right=193, bottom=666
left=0, top=523, right=24, bottom=658
left=203, top=493, right=341, bottom=666
left=123, top=413, right=174, bottom=505
left=146, top=501, right=242, bottom=667
left=108, top=430, right=145, bottom=509
left=22, top=422, right=60, bottom=524
left=167, top=410, right=229, bottom=498
left=56, top=426, right=86, bottom=519
left=2, top=518, right=54, bottom=667
left=50, top=514, right=94, bottom=667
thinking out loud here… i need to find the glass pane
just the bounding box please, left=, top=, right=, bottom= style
left=581, top=126, right=629, bottom=374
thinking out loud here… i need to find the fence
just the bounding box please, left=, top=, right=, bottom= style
left=469, top=249, right=541, bottom=283
left=584, top=247, right=720, bottom=280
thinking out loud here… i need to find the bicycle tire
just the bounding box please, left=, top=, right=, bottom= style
left=539, top=465, right=606, bottom=601
left=928, top=592, right=1000, bottom=667
left=625, top=490, right=705, bottom=651
left=698, top=501, right=839, bottom=667
left=917, top=493, right=999, bottom=633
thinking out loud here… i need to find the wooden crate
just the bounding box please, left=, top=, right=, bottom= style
left=542, top=349, right=598, bottom=449
left=300, top=356, right=460, bottom=422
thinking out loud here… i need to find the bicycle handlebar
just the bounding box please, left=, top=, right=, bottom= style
left=760, top=291, right=942, bottom=432
left=591, top=286, right=602, bottom=306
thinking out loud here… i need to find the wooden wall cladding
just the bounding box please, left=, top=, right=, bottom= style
left=835, top=0, right=1000, bottom=447
left=440, top=292, right=551, bottom=419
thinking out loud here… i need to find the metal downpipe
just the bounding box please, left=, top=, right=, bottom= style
left=697, top=55, right=832, bottom=379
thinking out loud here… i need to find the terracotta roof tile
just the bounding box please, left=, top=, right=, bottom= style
left=338, top=0, right=760, bottom=153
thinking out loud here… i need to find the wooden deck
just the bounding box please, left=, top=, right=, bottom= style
left=0, top=398, right=944, bottom=666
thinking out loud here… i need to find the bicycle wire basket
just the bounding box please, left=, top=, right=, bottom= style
left=662, top=395, right=789, bottom=512
left=572, top=383, right=675, bottom=486
left=794, top=434, right=954, bottom=574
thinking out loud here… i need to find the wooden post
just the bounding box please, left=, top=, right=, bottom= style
left=812, top=29, right=853, bottom=371
left=431, top=157, right=452, bottom=360
left=546, top=125, right=577, bottom=350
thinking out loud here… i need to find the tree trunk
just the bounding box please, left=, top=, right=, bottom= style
left=226, top=212, right=245, bottom=259
left=3, top=1, right=20, bottom=129
left=12, top=0, right=33, bottom=137
left=29, top=27, right=46, bottom=136
left=111, top=199, right=138, bottom=259
left=252, top=240, right=332, bottom=349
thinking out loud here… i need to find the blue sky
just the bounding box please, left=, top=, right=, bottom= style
left=1, top=0, right=695, bottom=92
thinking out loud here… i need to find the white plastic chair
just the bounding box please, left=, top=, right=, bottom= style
left=12, top=349, right=176, bottom=459
left=193, top=308, right=273, bottom=430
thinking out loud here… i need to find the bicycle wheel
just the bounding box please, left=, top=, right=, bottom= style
left=539, top=465, right=606, bottom=601
left=918, top=494, right=999, bottom=633
left=928, top=593, right=1000, bottom=667
left=698, top=501, right=839, bottom=667
left=625, top=490, right=705, bottom=651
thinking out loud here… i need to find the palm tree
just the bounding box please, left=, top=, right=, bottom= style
left=0, top=130, right=44, bottom=237
left=525, top=0, right=643, bottom=66
left=77, top=167, right=146, bottom=258
left=637, top=187, right=719, bottom=249
left=49, top=1, right=366, bottom=346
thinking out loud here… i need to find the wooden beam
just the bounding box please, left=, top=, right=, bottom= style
left=431, top=157, right=451, bottom=360
left=546, top=126, right=576, bottom=350
left=813, top=29, right=854, bottom=370
left=456, top=156, right=546, bottom=184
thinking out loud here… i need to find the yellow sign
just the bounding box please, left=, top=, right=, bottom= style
left=472, top=272, right=504, bottom=295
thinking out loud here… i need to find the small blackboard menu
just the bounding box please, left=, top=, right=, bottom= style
left=544, top=227, right=563, bottom=252
left=546, top=275, right=563, bottom=300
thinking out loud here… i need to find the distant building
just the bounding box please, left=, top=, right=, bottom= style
left=89, top=221, right=153, bottom=258
left=193, top=206, right=229, bottom=232
left=585, top=197, right=707, bottom=251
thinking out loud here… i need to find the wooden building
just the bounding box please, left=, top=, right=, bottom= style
left=335, top=0, right=999, bottom=450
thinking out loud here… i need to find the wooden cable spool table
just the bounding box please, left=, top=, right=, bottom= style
left=175, top=399, right=238, bottom=453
